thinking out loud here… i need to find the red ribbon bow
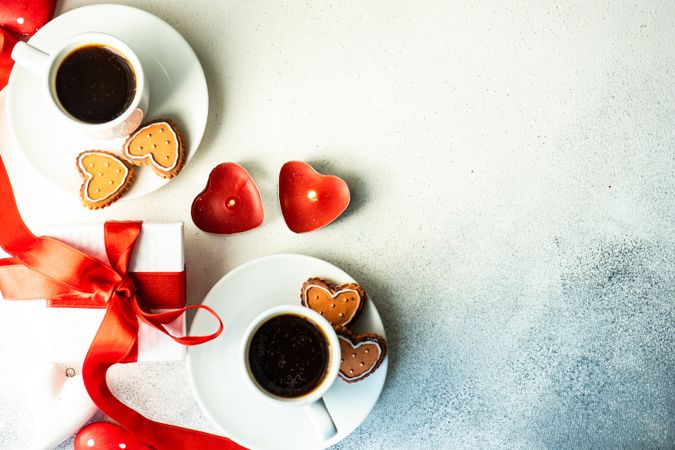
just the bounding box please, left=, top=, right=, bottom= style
left=0, top=155, right=244, bottom=449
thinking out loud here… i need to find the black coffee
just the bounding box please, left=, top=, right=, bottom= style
left=55, top=45, right=135, bottom=124
left=248, top=314, right=329, bottom=398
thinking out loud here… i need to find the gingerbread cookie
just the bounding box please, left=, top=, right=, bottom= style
left=122, top=119, right=185, bottom=178
left=76, top=151, right=134, bottom=209
left=301, top=278, right=366, bottom=329
left=337, top=330, right=387, bottom=383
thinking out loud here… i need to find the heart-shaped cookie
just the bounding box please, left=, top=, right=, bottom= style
left=279, top=161, right=350, bottom=233
left=301, top=278, right=365, bottom=329
left=337, top=331, right=387, bottom=383
left=191, top=162, right=264, bottom=234
left=122, top=120, right=185, bottom=178
left=76, top=151, right=134, bottom=209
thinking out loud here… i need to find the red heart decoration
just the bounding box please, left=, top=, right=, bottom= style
left=74, top=422, right=151, bottom=450
left=0, top=28, right=18, bottom=89
left=0, top=0, right=56, bottom=36
left=191, top=162, right=264, bottom=234
left=279, top=161, right=350, bottom=233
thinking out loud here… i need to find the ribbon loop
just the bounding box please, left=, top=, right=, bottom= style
left=133, top=301, right=225, bottom=346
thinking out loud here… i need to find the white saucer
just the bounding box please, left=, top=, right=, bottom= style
left=6, top=4, right=208, bottom=200
left=187, top=254, right=388, bottom=450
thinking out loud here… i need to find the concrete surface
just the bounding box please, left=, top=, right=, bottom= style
left=0, top=0, right=674, bottom=448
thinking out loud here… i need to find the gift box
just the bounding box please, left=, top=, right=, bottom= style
left=0, top=222, right=186, bottom=362
left=0, top=155, right=234, bottom=448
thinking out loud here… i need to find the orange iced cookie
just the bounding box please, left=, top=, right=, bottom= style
left=122, top=120, right=185, bottom=178
left=337, top=330, right=387, bottom=383
left=76, top=151, right=134, bottom=210
left=301, top=277, right=366, bottom=329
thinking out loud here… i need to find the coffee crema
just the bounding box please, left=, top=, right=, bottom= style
left=248, top=314, right=329, bottom=398
left=55, top=45, right=135, bottom=124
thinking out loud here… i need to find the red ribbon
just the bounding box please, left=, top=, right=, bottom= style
left=0, top=261, right=186, bottom=309
left=0, top=155, right=245, bottom=450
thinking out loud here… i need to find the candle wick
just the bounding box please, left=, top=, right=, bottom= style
left=225, top=196, right=238, bottom=210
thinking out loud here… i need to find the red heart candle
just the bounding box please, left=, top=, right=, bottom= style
left=0, top=0, right=56, bottom=36
left=191, top=162, right=264, bottom=234
left=74, top=422, right=151, bottom=450
left=279, top=161, right=350, bottom=233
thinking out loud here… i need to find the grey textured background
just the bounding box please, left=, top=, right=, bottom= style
left=1, top=0, right=674, bottom=449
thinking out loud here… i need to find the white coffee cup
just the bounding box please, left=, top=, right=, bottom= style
left=11, top=32, right=149, bottom=140
left=241, top=305, right=340, bottom=441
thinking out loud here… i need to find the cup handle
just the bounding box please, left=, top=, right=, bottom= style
left=303, top=397, right=337, bottom=440
left=11, top=42, right=49, bottom=75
